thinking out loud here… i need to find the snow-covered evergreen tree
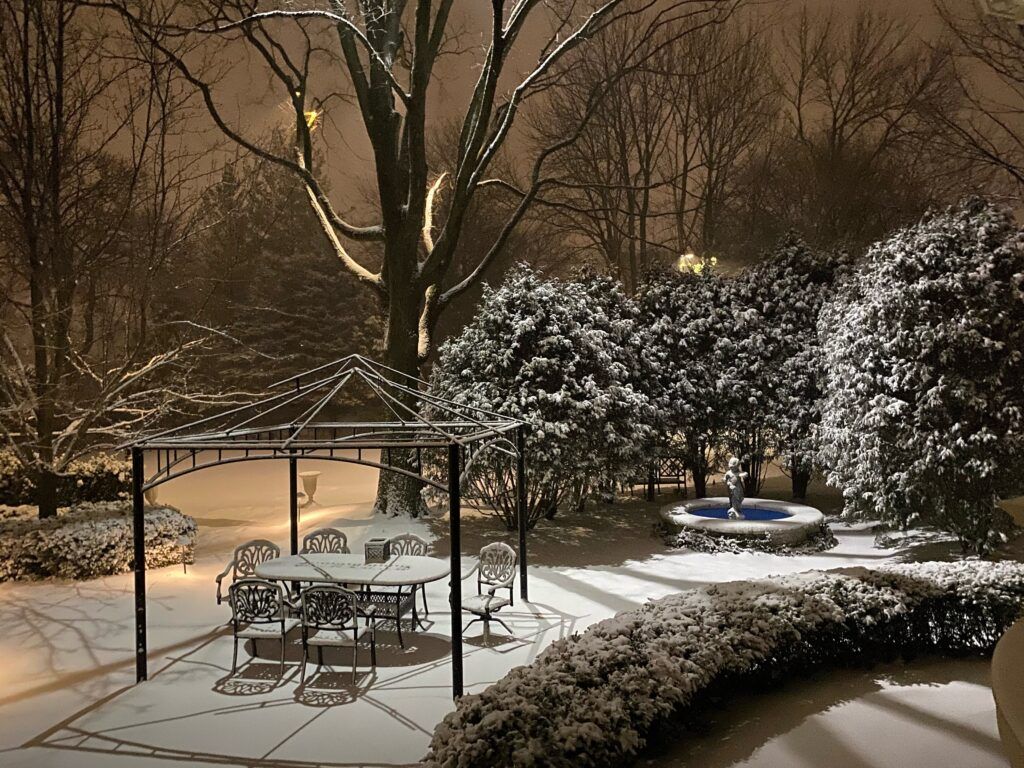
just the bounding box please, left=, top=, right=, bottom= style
left=430, top=266, right=654, bottom=529
left=639, top=269, right=732, bottom=497
left=714, top=273, right=780, bottom=495
left=735, top=236, right=849, bottom=498
left=818, top=199, right=1024, bottom=553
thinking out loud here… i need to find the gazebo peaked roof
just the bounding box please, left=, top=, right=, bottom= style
left=133, top=353, right=525, bottom=451
left=128, top=354, right=526, bottom=492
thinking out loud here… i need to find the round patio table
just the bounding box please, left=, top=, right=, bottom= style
left=254, top=553, right=450, bottom=587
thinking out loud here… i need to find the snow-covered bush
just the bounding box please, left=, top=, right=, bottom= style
left=660, top=519, right=837, bottom=554
left=0, top=450, right=130, bottom=506
left=0, top=501, right=196, bottom=581
left=639, top=269, right=732, bottom=497
left=734, top=237, right=849, bottom=498
left=429, top=266, right=654, bottom=528
left=818, top=199, right=1024, bottom=553
left=424, top=561, right=1024, bottom=768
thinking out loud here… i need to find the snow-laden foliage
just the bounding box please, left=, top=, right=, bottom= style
left=660, top=519, right=837, bottom=554
left=429, top=266, right=654, bottom=528
left=638, top=269, right=732, bottom=497
left=818, top=199, right=1024, bottom=553
left=0, top=450, right=130, bottom=506
left=733, top=238, right=849, bottom=497
left=424, top=561, right=1024, bottom=768
left=641, top=242, right=844, bottom=498
left=0, top=501, right=196, bottom=581
left=712, top=271, right=781, bottom=495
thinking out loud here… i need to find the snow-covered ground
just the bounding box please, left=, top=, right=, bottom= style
left=0, top=460, right=1009, bottom=767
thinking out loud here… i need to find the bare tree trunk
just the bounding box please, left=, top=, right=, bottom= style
left=373, top=267, right=430, bottom=517
left=791, top=456, right=811, bottom=500
left=689, top=443, right=709, bottom=498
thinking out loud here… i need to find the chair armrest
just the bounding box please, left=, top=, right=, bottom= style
left=214, top=561, right=235, bottom=605
left=486, top=575, right=515, bottom=596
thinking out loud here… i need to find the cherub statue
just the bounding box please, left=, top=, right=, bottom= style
left=724, top=457, right=748, bottom=519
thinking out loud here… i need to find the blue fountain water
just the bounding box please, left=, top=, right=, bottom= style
left=689, top=506, right=791, bottom=521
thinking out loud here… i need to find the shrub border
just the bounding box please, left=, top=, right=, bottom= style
left=0, top=501, right=196, bottom=582
left=424, top=561, right=1024, bottom=768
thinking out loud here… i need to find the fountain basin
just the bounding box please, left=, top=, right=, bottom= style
left=660, top=497, right=826, bottom=545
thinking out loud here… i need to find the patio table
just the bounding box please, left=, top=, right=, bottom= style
left=255, top=553, right=450, bottom=587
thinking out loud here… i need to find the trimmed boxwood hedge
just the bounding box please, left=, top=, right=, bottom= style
left=0, top=501, right=196, bottom=581
left=424, top=561, right=1024, bottom=768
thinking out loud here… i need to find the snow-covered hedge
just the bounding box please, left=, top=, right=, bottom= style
left=0, top=501, right=196, bottom=581
left=0, top=450, right=130, bottom=506
left=424, top=561, right=1024, bottom=767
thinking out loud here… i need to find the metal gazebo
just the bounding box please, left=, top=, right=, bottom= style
left=124, top=354, right=529, bottom=698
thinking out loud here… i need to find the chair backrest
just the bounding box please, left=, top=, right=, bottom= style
left=390, top=533, right=429, bottom=557
left=479, top=542, right=517, bottom=587
left=232, top=539, right=281, bottom=579
left=300, top=585, right=359, bottom=631
left=229, top=579, right=286, bottom=625
left=300, top=528, right=349, bottom=555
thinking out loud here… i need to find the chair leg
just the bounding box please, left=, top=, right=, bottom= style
left=352, top=644, right=358, bottom=684
left=421, top=584, right=429, bottom=617
left=396, top=612, right=404, bottom=648
left=231, top=636, right=238, bottom=673
left=279, top=635, right=286, bottom=677
left=493, top=615, right=514, bottom=635
left=463, top=616, right=482, bottom=634
left=300, top=640, right=308, bottom=685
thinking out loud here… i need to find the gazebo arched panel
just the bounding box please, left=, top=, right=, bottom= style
left=141, top=451, right=450, bottom=494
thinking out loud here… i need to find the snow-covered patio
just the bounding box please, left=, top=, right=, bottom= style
left=0, top=460, right=1010, bottom=768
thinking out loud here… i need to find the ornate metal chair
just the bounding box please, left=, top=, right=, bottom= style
left=389, top=533, right=431, bottom=616
left=462, top=542, right=517, bottom=637
left=300, top=528, right=350, bottom=555
left=228, top=578, right=298, bottom=676
left=299, top=585, right=377, bottom=684
left=215, top=539, right=281, bottom=605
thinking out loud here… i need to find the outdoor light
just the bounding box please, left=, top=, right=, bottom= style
left=177, top=534, right=191, bottom=574
left=677, top=251, right=718, bottom=275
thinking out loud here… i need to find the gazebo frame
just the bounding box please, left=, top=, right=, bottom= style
left=124, top=355, right=529, bottom=698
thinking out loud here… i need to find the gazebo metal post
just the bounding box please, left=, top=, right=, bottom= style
left=448, top=442, right=463, bottom=699
left=289, top=453, right=299, bottom=555
left=131, top=447, right=148, bottom=682
left=516, top=425, right=528, bottom=601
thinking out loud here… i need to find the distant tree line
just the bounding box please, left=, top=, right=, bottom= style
left=523, top=3, right=1004, bottom=288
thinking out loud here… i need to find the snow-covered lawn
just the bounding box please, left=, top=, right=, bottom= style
left=0, top=460, right=1009, bottom=767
